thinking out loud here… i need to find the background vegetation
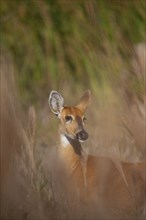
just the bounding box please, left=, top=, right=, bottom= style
left=1, top=0, right=145, bottom=104
left=1, top=0, right=145, bottom=219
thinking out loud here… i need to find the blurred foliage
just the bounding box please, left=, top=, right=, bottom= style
left=1, top=0, right=145, bottom=105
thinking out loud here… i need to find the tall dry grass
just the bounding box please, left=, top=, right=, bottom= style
left=0, top=54, right=46, bottom=220
left=0, top=53, right=102, bottom=220
left=86, top=43, right=145, bottom=162
left=0, top=45, right=145, bottom=219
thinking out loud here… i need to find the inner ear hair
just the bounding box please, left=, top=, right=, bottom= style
left=48, top=90, right=64, bottom=115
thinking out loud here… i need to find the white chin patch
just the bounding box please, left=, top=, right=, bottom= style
left=60, top=135, right=70, bottom=147
left=78, top=139, right=86, bottom=143
left=60, top=134, right=86, bottom=146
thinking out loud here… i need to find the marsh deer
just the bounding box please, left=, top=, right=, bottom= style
left=49, top=90, right=145, bottom=219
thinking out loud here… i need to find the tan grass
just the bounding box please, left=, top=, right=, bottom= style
left=0, top=45, right=145, bottom=219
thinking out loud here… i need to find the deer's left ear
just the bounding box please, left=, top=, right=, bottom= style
left=76, top=90, right=91, bottom=113
left=48, top=91, right=64, bottom=116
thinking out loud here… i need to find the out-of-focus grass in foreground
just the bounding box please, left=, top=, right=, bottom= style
left=0, top=1, right=145, bottom=219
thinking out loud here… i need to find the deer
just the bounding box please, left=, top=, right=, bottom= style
left=48, top=90, right=145, bottom=219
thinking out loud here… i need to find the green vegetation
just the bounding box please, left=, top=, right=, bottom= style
left=1, top=2, right=145, bottom=219
left=1, top=0, right=145, bottom=105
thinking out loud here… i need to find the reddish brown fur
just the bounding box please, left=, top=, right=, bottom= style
left=59, top=107, right=84, bottom=138
left=50, top=90, right=145, bottom=219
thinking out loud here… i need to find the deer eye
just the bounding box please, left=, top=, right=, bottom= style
left=65, top=115, right=73, bottom=123
left=83, top=117, right=87, bottom=123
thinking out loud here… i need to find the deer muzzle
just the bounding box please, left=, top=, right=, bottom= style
left=76, top=130, right=88, bottom=142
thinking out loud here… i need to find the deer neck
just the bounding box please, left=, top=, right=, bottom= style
left=58, top=134, right=85, bottom=172
left=59, top=134, right=89, bottom=193
left=60, top=134, right=82, bottom=155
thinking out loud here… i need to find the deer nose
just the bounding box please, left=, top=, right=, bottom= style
left=76, top=130, right=88, bottom=142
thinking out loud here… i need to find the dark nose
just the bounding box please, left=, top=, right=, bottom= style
left=76, top=130, right=88, bottom=142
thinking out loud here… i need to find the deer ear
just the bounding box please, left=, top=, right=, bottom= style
left=76, top=90, right=91, bottom=113
left=48, top=91, right=64, bottom=116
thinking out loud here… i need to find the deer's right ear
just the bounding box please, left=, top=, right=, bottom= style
left=48, top=91, right=64, bottom=116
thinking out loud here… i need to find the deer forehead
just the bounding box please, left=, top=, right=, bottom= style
left=61, top=107, right=83, bottom=118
